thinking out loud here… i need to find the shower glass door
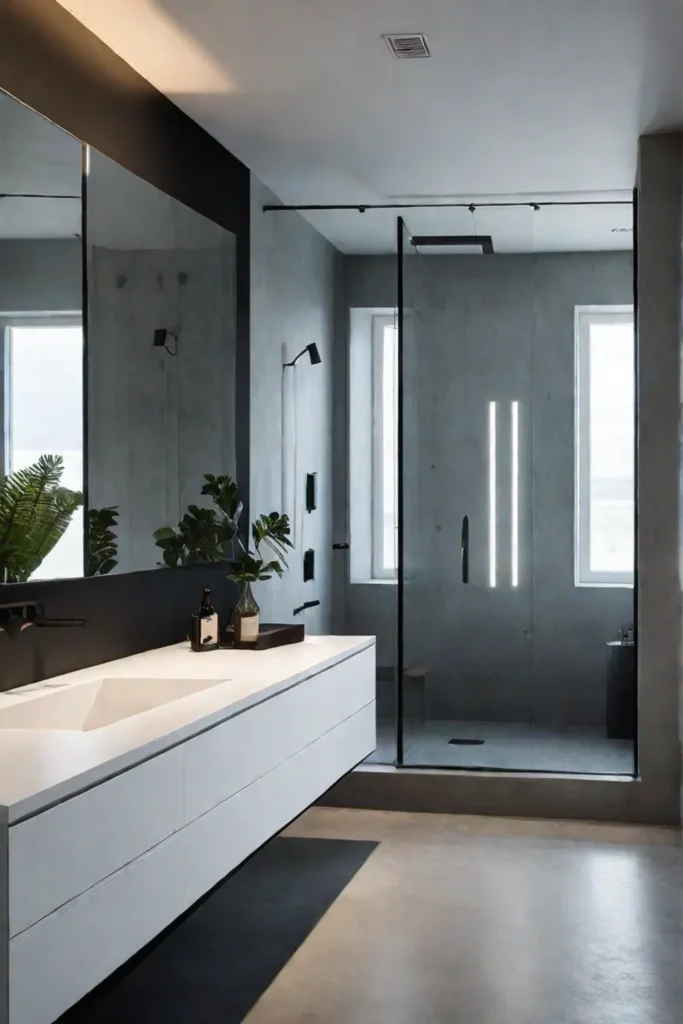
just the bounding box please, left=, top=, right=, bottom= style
left=398, top=211, right=535, bottom=769
left=396, top=205, right=635, bottom=774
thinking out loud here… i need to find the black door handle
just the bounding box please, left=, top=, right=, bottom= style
left=461, top=515, right=469, bottom=584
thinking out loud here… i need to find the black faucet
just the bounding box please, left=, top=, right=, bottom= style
left=0, top=602, right=86, bottom=637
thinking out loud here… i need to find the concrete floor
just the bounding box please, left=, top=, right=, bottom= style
left=246, top=808, right=681, bottom=1024
left=366, top=718, right=634, bottom=774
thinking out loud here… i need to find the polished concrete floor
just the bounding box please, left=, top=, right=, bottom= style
left=366, top=718, right=634, bottom=774
left=245, top=808, right=681, bottom=1024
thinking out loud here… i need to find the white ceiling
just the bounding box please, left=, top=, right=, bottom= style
left=55, top=0, right=683, bottom=252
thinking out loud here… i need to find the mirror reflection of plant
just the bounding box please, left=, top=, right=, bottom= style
left=229, top=512, right=293, bottom=583
left=153, top=474, right=243, bottom=567
left=200, top=475, right=243, bottom=533
left=87, top=506, right=119, bottom=576
left=0, top=455, right=82, bottom=583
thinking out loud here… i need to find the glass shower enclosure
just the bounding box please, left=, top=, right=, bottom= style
left=391, top=204, right=636, bottom=776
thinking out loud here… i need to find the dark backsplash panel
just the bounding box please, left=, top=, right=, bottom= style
left=0, top=0, right=251, bottom=690
left=0, top=568, right=239, bottom=692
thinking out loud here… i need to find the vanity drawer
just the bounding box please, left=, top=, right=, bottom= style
left=9, top=831, right=186, bottom=1024
left=183, top=645, right=375, bottom=822
left=183, top=701, right=376, bottom=905
left=9, top=744, right=184, bottom=937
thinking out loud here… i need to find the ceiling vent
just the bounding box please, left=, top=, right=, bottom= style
left=383, top=33, right=431, bottom=59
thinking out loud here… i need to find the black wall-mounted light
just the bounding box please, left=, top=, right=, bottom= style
left=283, top=342, right=322, bottom=367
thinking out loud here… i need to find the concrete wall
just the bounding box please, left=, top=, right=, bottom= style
left=249, top=176, right=340, bottom=632
left=0, top=239, right=81, bottom=312
left=636, top=134, right=683, bottom=820
left=342, top=250, right=634, bottom=727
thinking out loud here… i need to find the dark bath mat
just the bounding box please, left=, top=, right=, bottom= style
left=60, top=836, right=377, bottom=1024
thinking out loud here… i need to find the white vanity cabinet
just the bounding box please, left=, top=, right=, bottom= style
left=0, top=640, right=376, bottom=1024
left=8, top=746, right=186, bottom=938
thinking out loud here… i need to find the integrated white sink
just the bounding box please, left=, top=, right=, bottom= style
left=0, top=677, right=226, bottom=732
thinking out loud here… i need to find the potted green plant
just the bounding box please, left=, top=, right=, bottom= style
left=153, top=474, right=242, bottom=567
left=87, top=506, right=120, bottom=576
left=0, top=455, right=82, bottom=583
left=153, top=475, right=292, bottom=645
left=229, top=512, right=293, bottom=645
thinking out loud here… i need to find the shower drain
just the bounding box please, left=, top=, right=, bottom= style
left=448, top=738, right=485, bottom=746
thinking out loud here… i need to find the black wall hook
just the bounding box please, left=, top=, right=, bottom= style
left=153, top=328, right=178, bottom=356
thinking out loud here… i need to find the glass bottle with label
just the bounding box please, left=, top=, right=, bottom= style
left=190, top=588, right=219, bottom=652
left=233, top=581, right=260, bottom=645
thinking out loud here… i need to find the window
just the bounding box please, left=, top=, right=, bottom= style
left=371, top=314, right=398, bottom=578
left=575, top=305, right=635, bottom=587
left=2, top=314, right=84, bottom=580
left=349, top=308, right=398, bottom=583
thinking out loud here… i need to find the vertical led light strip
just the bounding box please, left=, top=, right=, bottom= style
left=511, top=401, right=519, bottom=587
left=489, top=400, right=497, bottom=587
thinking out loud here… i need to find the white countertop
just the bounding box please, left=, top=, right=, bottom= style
left=0, top=635, right=375, bottom=823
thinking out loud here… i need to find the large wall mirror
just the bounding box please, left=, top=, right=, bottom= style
left=0, top=89, right=237, bottom=584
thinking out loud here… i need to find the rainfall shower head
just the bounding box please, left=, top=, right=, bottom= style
left=411, top=235, right=494, bottom=255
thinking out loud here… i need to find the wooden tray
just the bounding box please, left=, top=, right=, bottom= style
left=220, top=622, right=305, bottom=651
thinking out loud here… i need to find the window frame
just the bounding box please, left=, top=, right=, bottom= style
left=574, top=303, right=635, bottom=588
left=371, top=313, right=398, bottom=581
